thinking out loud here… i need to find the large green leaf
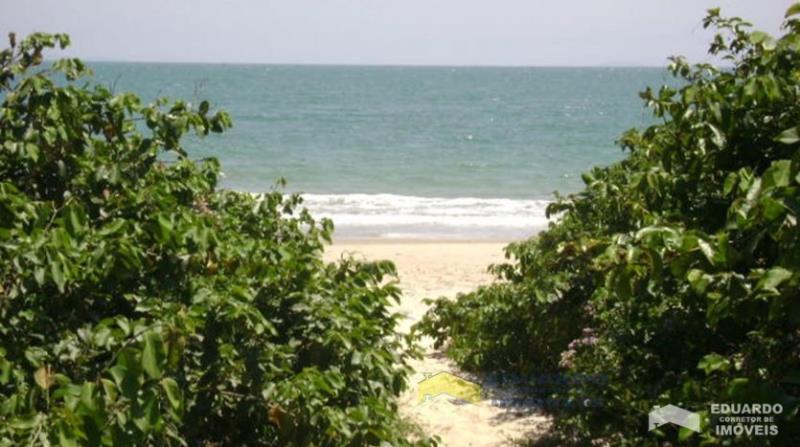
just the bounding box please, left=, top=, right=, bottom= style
left=161, top=377, right=182, bottom=412
left=142, top=331, right=166, bottom=380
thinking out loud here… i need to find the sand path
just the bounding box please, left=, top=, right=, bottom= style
left=324, top=241, right=550, bottom=446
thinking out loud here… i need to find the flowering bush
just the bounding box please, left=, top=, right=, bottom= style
left=418, top=6, right=800, bottom=445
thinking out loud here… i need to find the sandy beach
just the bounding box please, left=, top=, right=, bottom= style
left=324, top=240, right=550, bottom=446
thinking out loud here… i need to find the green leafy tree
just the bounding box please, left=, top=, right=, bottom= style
left=0, top=33, right=432, bottom=446
left=418, top=5, right=800, bottom=446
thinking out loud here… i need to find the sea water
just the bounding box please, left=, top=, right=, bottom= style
left=91, top=63, right=670, bottom=239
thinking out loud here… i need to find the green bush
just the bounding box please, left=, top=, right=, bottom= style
left=0, top=33, right=432, bottom=446
left=418, top=6, right=800, bottom=446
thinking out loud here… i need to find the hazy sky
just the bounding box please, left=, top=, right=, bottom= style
left=0, top=0, right=792, bottom=66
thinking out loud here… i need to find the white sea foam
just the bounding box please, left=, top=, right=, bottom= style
left=300, top=193, right=552, bottom=239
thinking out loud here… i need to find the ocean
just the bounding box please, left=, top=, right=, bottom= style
left=90, top=63, right=670, bottom=239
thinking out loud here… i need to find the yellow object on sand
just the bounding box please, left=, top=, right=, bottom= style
left=417, top=372, right=481, bottom=404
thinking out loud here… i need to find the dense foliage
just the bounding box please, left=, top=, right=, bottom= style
left=0, top=33, right=431, bottom=446
left=418, top=6, right=800, bottom=446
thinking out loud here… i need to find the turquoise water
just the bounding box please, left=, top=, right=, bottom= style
left=90, top=63, right=669, bottom=238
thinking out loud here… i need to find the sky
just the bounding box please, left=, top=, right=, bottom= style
left=0, top=0, right=793, bottom=66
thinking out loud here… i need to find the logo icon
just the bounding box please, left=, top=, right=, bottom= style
left=649, top=404, right=701, bottom=432
left=417, top=372, right=481, bottom=404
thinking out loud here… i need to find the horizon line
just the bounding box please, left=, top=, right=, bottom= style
left=72, top=59, right=678, bottom=69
